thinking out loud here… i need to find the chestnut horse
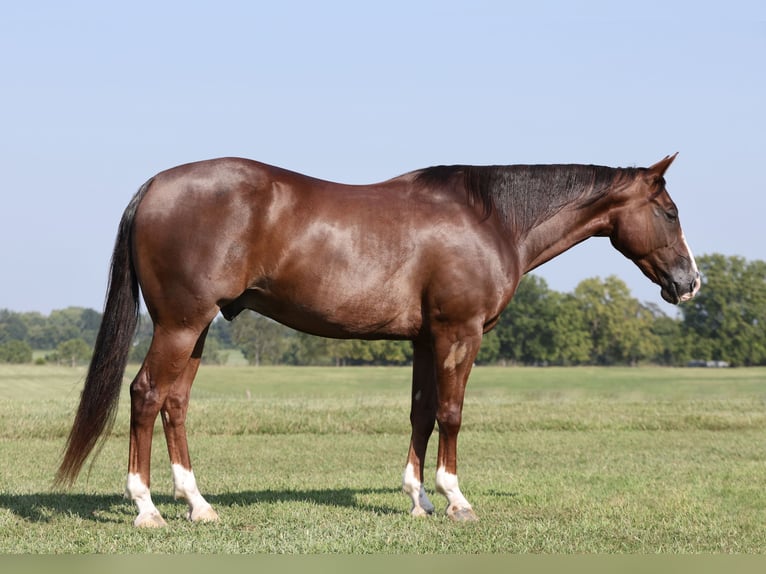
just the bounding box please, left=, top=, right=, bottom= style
left=56, top=154, right=699, bottom=526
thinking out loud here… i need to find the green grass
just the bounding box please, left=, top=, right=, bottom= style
left=1, top=365, right=766, bottom=553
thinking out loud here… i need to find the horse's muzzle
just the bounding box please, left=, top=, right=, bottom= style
left=662, top=272, right=700, bottom=304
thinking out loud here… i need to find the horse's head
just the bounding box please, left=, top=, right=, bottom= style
left=609, top=153, right=700, bottom=304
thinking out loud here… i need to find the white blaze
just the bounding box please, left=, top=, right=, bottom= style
left=680, top=231, right=701, bottom=301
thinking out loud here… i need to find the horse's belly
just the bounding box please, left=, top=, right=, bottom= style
left=234, top=281, right=422, bottom=340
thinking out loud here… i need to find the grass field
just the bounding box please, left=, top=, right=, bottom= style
left=1, top=364, right=765, bottom=553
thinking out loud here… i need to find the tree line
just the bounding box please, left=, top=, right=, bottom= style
left=2, top=254, right=765, bottom=367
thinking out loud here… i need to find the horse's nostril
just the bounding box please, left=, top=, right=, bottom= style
left=688, top=274, right=701, bottom=298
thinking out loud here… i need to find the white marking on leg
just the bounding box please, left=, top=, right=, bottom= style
left=126, top=473, right=166, bottom=528
left=436, top=466, right=477, bottom=520
left=402, top=462, right=435, bottom=516
left=171, top=464, right=219, bottom=522
left=435, top=466, right=471, bottom=510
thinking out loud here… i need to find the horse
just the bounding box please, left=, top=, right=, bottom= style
left=55, top=153, right=700, bottom=526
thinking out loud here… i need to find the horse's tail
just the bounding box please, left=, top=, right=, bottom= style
left=54, top=179, right=153, bottom=487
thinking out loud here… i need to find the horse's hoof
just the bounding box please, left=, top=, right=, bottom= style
left=447, top=505, right=478, bottom=522
left=419, top=489, right=435, bottom=515
left=134, top=511, right=168, bottom=528
left=410, top=505, right=433, bottom=518
left=188, top=505, right=219, bottom=523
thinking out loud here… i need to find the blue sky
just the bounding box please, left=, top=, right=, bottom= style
left=1, top=2, right=764, bottom=314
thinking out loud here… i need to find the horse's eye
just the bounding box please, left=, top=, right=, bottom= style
left=665, top=210, right=678, bottom=223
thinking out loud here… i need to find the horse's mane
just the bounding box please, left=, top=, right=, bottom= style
left=414, top=164, right=639, bottom=233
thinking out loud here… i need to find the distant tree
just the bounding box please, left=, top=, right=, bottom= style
left=549, top=293, right=592, bottom=365
left=78, top=308, right=102, bottom=346
left=680, top=254, right=766, bottom=366
left=494, top=274, right=558, bottom=365
left=43, top=308, right=83, bottom=348
left=0, top=339, right=33, bottom=364
left=472, top=274, right=597, bottom=366
left=475, top=330, right=500, bottom=364
left=645, top=303, right=686, bottom=365
left=231, top=311, right=291, bottom=366
left=55, top=338, right=92, bottom=367
left=18, top=307, right=102, bottom=350
left=19, top=311, right=48, bottom=349
left=574, top=275, right=660, bottom=365
left=200, top=335, right=226, bottom=365
left=0, top=309, right=28, bottom=344
left=323, top=339, right=355, bottom=367
left=208, top=316, right=233, bottom=347
left=338, top=339, right=411, bottom=366
left=282, top=332, right=335, bottom=366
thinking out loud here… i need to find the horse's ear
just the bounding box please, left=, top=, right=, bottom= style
left=648, top=152, right=678, bottom=177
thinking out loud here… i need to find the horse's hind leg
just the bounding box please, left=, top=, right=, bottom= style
left=161, top=326, right=219, bottom=523
left=126, top=324, right=207, bottom=527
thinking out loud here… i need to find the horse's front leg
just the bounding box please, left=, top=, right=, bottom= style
left=403, top=339, right=437, bottom=516
left=431, top=327, right=482, bottom=521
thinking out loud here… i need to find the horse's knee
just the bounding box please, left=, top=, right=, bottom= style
left=436, top=404, right=462, bottom=434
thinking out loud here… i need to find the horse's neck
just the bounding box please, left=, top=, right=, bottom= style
left=516, top=200, right=614, bottom=274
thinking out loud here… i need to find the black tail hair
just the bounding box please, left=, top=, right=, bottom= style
left=54, top=179, right=152, bottom=487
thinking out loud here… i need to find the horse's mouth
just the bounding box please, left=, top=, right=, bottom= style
left=661, top=276, right=700, bottom=305
left=661, top=285, right=680, bottom=305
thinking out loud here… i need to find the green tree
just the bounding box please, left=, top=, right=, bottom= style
left=489, top=274, right=593, bottom=366
left=19, top=311, right=48, bottom=349
left=43, top=308, right=82, bottom=348
left=231, top=311, right=291, bottom=366
left=681, top=254, right=766, bottom=366
left=20, top=307, right=103, bottom=350
left=208, top=316, right=234, bottom=347
left=476, top=330, right=500, bottom=364
left=340, top=339, right=411, bottom=366
left=645, top=303, right=685, bottom=365
left=199, top=336, right=226, bottom=365
left=282, top=332, right=335, bottom=366
left=55, top=338, right=92, bottom=367
left=0, top=310, right=28, bottom=344
left=549, top=293, right=592, bottom=365
left=78, top=308, right=102, bottom=347
left=494, top=275, right=558, bottom=365
left=0, top=340, right=33, bottom=364
left=574, top=275, right=660, bottom=365
left=323, top=339, right=355, bottom=366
